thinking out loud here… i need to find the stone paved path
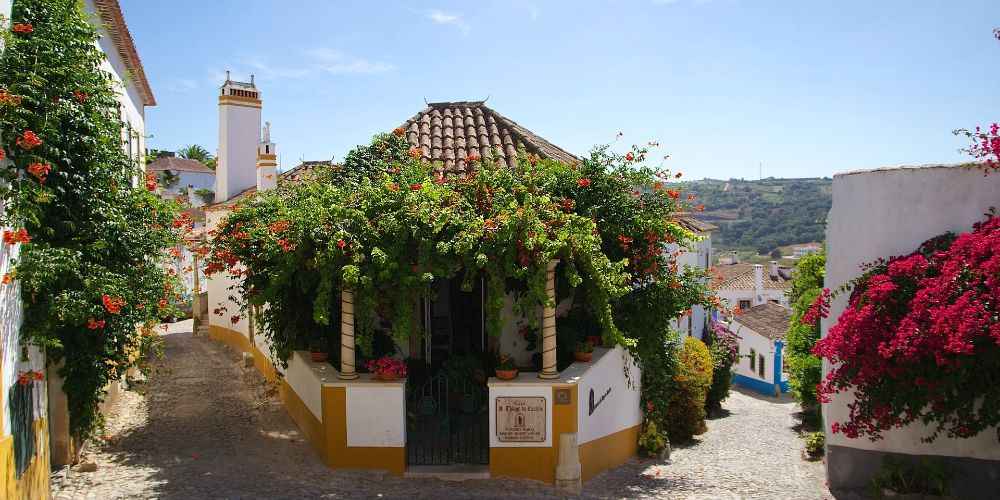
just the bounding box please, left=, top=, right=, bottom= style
left=51, top=322, right=830, bottom=499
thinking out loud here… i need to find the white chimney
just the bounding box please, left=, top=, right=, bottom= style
left=256, top=121, right=277, bottom=191
left=769, top=260, right=779, bottom=280
left=216, top=75, right=261, bottom=202
left=753, top=264, right=764, bottom=306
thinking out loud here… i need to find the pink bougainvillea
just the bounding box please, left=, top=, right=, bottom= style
left=814, top=215, right=1000, bottom=442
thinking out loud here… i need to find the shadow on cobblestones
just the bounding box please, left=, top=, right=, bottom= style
left=51, top=325, right=829, bottom=499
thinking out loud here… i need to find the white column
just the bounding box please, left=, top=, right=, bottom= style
left=338, top=289, right=359, bottom=379
left=539, top=260, right=559, bottom=379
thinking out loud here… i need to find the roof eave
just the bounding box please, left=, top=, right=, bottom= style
left=93, top=0, right=156, bottom=107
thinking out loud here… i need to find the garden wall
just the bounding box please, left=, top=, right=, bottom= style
left=823, top=163, right=1000, bottom=495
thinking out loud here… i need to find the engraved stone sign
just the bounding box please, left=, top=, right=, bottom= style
left=495, top=396, right=546, bottom=443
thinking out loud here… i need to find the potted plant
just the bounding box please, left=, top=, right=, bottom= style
left=309, top=337, right=328, bottom=363
left=366, top=356, right=407, bottom=381
left=586, top=335, right=602, bottom=347
left=495, top=354, right=518, bottom=380
left=802, top=431, right=824, bottom=461
left=574, top=341, right=595, bottom=362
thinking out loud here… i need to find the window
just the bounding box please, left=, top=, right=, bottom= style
left=749, top=349, right=756, bottom=371
left=738, top=300, right=751, bottom=310
left=758, top=354, right=765, bottom=378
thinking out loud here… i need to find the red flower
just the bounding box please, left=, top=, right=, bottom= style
left=3, top=228, right=30, bottom=245
left=393, top=127, right=406, bottom=137
left=695, top=204, right=705, bottom=212
left=466, top=152, right=480, bottom=163
left=87, top=318, right=106, bottom=330
left=12, top=23, right=33, bottom=34
left=158, top=298, right=169, bottom=309
left=145, top=173, right=157, bottom=191
left=72, top=90, right=88, bottom=103
left=410, top=183, right=422, bottom=191
left=17, top=372, right=31, bottom=385
left=337, top=239, right=347, bottom=250
left=277, top=238, right=295, bottom=252
left=625, top=152, right=634, bottom=162
left=27, top=162, right=51, bottom=183
left=32, top=371, right=44, bottom=381
left=577, top=178, right=591, bottom=188
left=408, top=147, right=422, bottom=161
left=230, top=314, right=241, bottom=325
left=269, top=220, right=290, bottom=233
left=16, top=130, right=42, bottom=150
left=666, top=189, right=680, bottom=200
left=0, top=149, right=5, bottom=162
left=675, top=172, right=683, bottom=179
left=102, top=294, right=125, bottom=314
left=618, top=234, right=633, bottom=249
left=1, top=273, right=11, bottom=285
left=483, top=219, right=498, bottom=233
left=0, top=89, right=21, bottom=106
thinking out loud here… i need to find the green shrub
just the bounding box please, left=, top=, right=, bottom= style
left=637, top=420, right=668, bottom=457
left=804, top=431, right=825, bottom=459
left=786, top=252, right=825, bottom=410
left=869, top=456, right=952, bottom=498
left=705, top=323, right=739, bottom=413
left=666, top=336, right=713, bottom=442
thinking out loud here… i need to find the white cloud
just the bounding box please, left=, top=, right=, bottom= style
left=205, top=49, right=394, bottom=87
left=305, top=48, right=395, bottom=74
left=426, top=9, right=470, bottom=35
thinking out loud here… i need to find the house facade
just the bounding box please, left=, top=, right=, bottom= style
left=712, top=260, right=792, bottom=311
left=0, top=0, right=155, bottom=496
left=670, top=216, right=716, bottom=340
left=146, top=155, right=216, bottom=203
left=728, top=302, right=791, bottom=396
left=202, top=91, right=643, bottom=489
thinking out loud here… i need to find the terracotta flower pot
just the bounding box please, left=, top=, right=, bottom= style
left=574, top=351, right=593, bottom=362
left=310, top=351, right=328, bottom=363
left=375, top=372, right=400, bottom=382
left=495, top=369, right=518, bottom=380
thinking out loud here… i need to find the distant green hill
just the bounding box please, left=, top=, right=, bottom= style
left=676, top=177, right=832, bottom=254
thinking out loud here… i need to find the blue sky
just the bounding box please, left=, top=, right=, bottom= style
left=123, top=0, right=1000, bottom=180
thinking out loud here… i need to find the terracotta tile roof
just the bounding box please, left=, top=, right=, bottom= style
left=92, top=0, right=155, bottom=106
left=674, top=214, right=717, bottom=233
left=710, top=263, right=792, bottom=291
left=733, top=302, right=792, bottom=340
left=400, top=101, right=578, bottom=173
left=205, top=160, right=335, bottom=211
left=147, top=157, right=215, bottom=174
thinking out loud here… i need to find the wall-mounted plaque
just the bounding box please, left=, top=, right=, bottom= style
left=554, top=388, right=572, bottom=405
left=495, top=397, right=546, bottom=443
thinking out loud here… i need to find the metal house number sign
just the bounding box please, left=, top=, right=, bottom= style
left=495, top=397, right=546, bottom=443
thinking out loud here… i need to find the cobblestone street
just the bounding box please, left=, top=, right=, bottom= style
left=51, top=322, right=829, bottom=499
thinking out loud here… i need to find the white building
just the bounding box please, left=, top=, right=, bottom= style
left=670, top=215, right=716, bottom=340
left=729, top=302, right=791, bottom=396
left=711, top=260, right=792, bottom=311
left=146, top=155, right=216, bottom=204
left=792, top=243, right=821, bottom=258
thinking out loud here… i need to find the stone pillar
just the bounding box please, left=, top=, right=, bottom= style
left=555, top=432, right=582, bottom=494
left=539, top=260, right=559, bottom=379
left=338, top=289, right=359, bottom=379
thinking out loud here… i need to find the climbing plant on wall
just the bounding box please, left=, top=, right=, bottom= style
left=0, top=0, right=183, bottom=440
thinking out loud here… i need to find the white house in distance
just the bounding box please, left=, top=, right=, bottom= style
left=0, top=0, right=156, bottom=492
left=729, top=302, right=791, bottom=396
left=146, top=154, right=215, bottom=204
left=670, top=215, right=716, bottom=340
left=711, top=260, right=792, bottom=311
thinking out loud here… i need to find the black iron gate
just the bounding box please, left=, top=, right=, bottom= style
left=406, top=371, right=489, bottom=465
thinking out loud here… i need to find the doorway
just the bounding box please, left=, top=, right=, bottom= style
left=406, top=277, right=490, bottom=466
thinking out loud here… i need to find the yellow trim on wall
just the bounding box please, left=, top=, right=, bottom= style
left=279, top=379, right=326, bottom=462
left=257, top=154, right=277, bottom=161
left=218, top=95, right=262, bottom=106
left=321, top=386, right=405, bottom=475
left=1, top=418, right=51, bottom=500
left=579, top=424, right=639, bottom=482
left=489, top=384, right=578, bottom=484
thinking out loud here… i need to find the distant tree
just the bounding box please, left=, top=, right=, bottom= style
left=177, top=144, right=216, bottom=170
left=769, top=248, right=782, bottom=259
left=785, top=251, right=825, bottom=410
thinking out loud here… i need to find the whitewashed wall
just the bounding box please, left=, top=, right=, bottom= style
left=823, top=163, right=1000, bottom=459
left=205, top=209, right=251, bottom=336
left=730, top=322, right=775, bottom=383
left=670, top=234, right=712, bottom=339
left=346, top=384, right=406, bottom=447
left=576, top=346, right=641, bottom=445
left=83, top=0, right=146, bottom=173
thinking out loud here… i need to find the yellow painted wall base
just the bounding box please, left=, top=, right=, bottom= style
left=1, top=418, right=51, bottom=500
left=579, top=424, right=640, bottom=482
left=278, top=379, right=326, bottom=462
left=321, top=385, right=406, bottom=476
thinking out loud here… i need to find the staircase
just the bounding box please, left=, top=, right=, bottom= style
left=194, top=319, right=210, bottom=337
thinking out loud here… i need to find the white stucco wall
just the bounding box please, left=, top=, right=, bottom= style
left=83, top=0, right=146, bottom=173
left=576, top=346, right=641, bottom=445
left=670, top=234, right=712, bottom=339
left=346, top=384, right=406, bottom=447
left=205, top=209, right=251, bottom=337
left=217, top=101, right=260, bottom=201
left=285, top=352, right=323, bottom=420
left=823, top=163, right=1000, bottom=459
left=730, top=321, right=776, bottom=384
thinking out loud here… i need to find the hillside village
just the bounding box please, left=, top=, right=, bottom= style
left=1, top=1, right=999, bottom=499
